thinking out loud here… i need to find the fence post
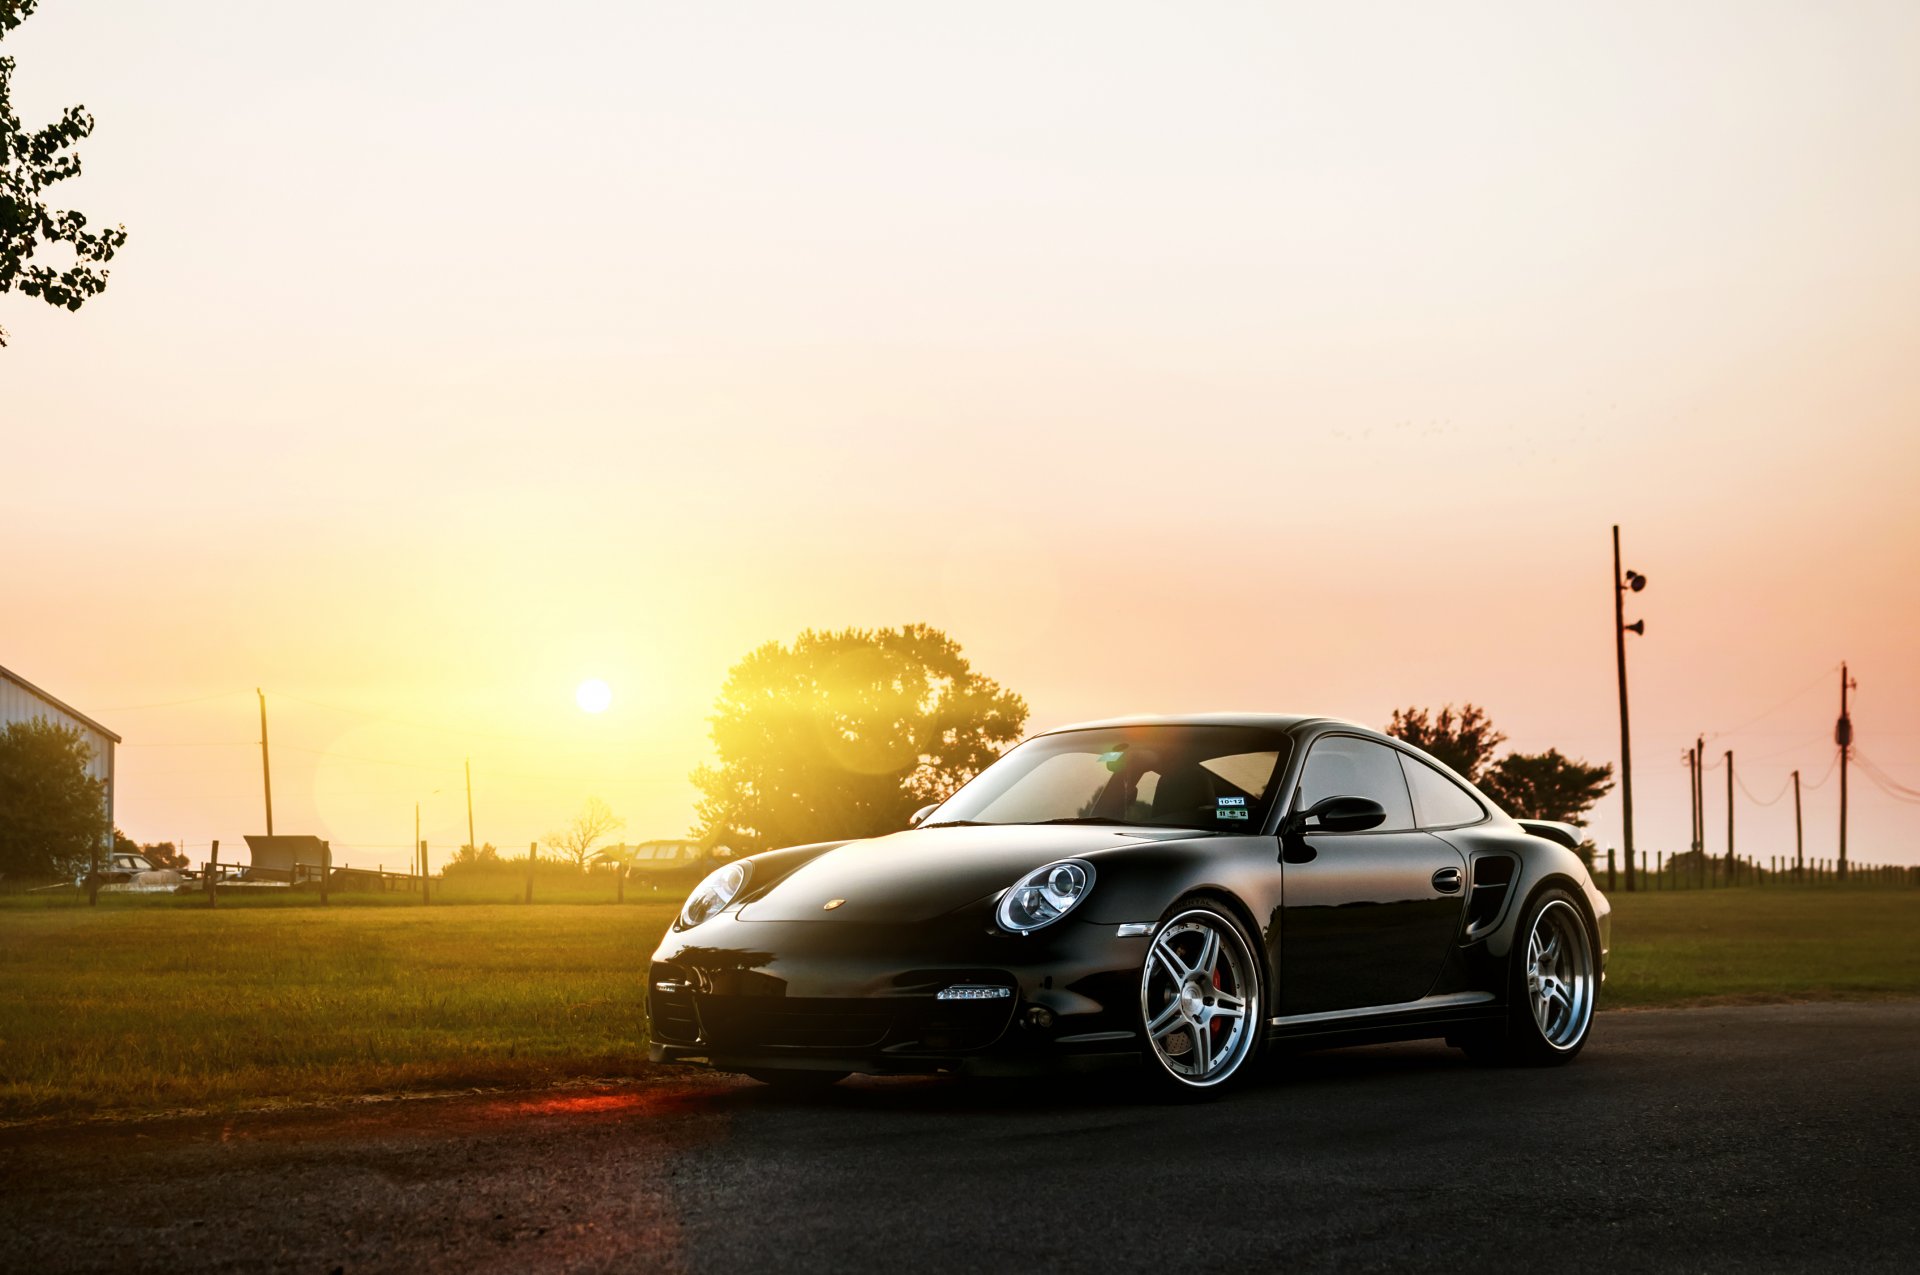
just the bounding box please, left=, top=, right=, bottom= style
left=207, top=839, right=219, bottom=908
left=1607, top=847, right=1616, bottom=892
left=617, top=862, right=626, bottom=905
left=320, top=841, right=331, bottom=906
left=526, top=842, right=536, bottom=904
left=419, top=840, right=429, bottom=905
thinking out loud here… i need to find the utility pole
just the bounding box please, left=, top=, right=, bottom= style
left=1725, top=750, right=1735, bottom=883
left=1684, top=747, right=1699, bottom=887
left=1693, top=736, right=1705, bottom=887
left=257, top=688, right=274, bottom=835
left=1837, top=663, right=1854, bottom=881
left=1612, top=526, right=1647, bottom=891
left=465, top=757, right=477, bottom=861
left=1792, top=769, right=1804, bottom=882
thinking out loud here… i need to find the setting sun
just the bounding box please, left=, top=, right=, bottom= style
left=575, top=679, right=612, bottom=714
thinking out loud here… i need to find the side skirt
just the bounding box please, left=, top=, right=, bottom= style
left=1264, top=991, right=1501, bottom=1049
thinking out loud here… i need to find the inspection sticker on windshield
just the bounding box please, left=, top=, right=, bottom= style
left=1216, top=808, right=1249, bottom=820
left=1217, top=796, right=1245, bottom=806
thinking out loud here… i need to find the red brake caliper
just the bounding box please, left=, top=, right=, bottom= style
left=1211, top=962, right=1224, bottom=1046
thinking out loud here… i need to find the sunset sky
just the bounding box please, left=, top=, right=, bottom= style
left=5, top=1, right=1918, bottom=870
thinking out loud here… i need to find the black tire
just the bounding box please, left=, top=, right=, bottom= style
left=1462, top=885, right=1597, bottom=1067
left=1136, top=895, right=1266, bottom=1100
left=742, top=1069, right=849, bottom=1090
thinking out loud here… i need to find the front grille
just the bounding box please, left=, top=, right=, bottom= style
left=682, top=989, right=1018, bottom=1055
left=702, top=998, right=894, bottom=1050
left=909, top=999, right=1013, bottom=1052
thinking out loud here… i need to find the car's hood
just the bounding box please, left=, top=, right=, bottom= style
left=734, top=824, right=1200, bottom=924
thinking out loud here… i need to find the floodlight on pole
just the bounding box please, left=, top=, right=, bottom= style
left=1613, top=526, right=1647, bottom=892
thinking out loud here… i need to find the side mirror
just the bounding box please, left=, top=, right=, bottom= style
left=1290, top=795, right=1387, bottom=834
left=909, top=804, right=938, bottom=828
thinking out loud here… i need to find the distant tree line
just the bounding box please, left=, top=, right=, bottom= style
left=1387, top=702, right=1614, bottom=841
left=2, top=635, right=1615, bottom=886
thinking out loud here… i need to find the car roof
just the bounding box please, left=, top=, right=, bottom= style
left=1037, top=713, right=1378, bottom=739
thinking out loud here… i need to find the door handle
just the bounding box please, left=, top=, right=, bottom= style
left=1432, top=866, right=1463, bottom=894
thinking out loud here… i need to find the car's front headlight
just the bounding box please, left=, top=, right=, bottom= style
left=679, top=861, right=750, bottom=929
left=996, top=859, right=1096, bottom=933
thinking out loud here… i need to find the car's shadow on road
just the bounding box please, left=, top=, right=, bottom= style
left=701, top=1038, right=1481, bottom=1118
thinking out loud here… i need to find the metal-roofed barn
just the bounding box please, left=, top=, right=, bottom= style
left=0, top=663, right=120, bottom=839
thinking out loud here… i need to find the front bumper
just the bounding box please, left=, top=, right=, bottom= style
left=645, top=909, right=1147, bottom=1076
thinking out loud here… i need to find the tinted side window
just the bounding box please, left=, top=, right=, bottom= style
left=1399, top=754, right=1486, bottom=828
left=1295, top=736, right=1415, bottom=832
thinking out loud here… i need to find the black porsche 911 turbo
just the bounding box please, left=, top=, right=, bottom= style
left=647, top=714, right=1610, bottom=1095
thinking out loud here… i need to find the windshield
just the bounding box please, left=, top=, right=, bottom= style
left=926, top=725, right=1293, bottom=831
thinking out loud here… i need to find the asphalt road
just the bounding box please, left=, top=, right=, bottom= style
left=3, top=1002, right=1916, bottom=1273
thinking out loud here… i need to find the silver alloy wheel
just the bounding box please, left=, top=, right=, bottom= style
left=1525, top=899, right=1595, bottom=1050
left=1140, top=908, right=1260, bottom=1087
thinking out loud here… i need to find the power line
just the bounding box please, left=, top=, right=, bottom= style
left=1705, top=664, right=1843, bottom=742
left=1728, top=734, right=1833, bottom=765
left=1798, top=748, right=1842, bottom=791
left=269, top=693, right=540, bottom=744
left=1733, top=769, right=1791, bottom=807
left=270, top=691, right=669, bottom=751
left=1854, top=751, right=1920, bottom=801
left=120, top=740, right=254, bottom=749
left=98, top=689, right=251, bottom=711
left=275, top=744, right=464, bottom=775
left=1854, top=764, right=1920, bottom=806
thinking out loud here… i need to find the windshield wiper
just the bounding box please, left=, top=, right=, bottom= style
left=1032, top=817, right=1219, bottom=831
left=918, top=820, right=996, bottom=829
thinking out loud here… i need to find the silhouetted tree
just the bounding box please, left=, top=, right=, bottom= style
left=1386, top=704, right=1505, bottom=782
left=0, top=718, right=109, bottom=879
left=692, top=624, right=1028, bottom=854
left=113, top=829, right=185, bottom=869
left=547, top=798, right=623, bottom=869
left=447, top=842, right=501, bottom=868
left=1, top=1, right=127, bottom=346
left=1481, top=749, right=1615, bottom=825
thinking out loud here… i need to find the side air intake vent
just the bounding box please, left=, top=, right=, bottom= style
left=1463, top=854, right=1518, bottom=939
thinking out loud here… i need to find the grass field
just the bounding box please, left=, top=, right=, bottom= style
left=0, top=902, right=676, bottom=1119
left=0, top=863, right=691, bottom=910
left=1601, top=888, right=1920, bottom=1006
left=1, top=887, right=1915, bottom=1119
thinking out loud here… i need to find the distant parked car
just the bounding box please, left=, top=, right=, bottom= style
left=76, top=851, right=186, bottom=892
left=617, top=841, right=737, bottom=893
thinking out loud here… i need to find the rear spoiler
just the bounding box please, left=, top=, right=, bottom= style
left=1516, top=820, right=1583, bottom=851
